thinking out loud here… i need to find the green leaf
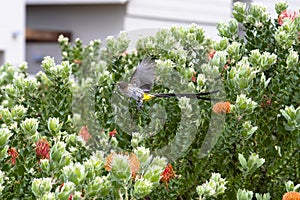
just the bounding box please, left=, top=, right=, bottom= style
left=238, top=153, right=248, bottom=170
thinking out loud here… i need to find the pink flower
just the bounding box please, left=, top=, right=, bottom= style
left=223, top=64, right=229, bottom=70
left=79, top=125, right=92, bottom=142
left=191, top=72, right=197, bottom=83
left=278, top=10, right=298, bottom=25
left=208, top=50, right=216, bottom=60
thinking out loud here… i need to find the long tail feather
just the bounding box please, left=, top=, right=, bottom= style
left=153, top=90, right=220, bottom=101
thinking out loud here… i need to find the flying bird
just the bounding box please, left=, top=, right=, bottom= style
left=117, top=57, right=219, bottom=109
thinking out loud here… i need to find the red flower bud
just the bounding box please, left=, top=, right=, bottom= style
left=109, top=128, right=117, bottom=137
left=160, top=164, right=176, bottom=187
left=36, top=139, right=50, bottom=160
left=7, top=147, right=18, bottom=165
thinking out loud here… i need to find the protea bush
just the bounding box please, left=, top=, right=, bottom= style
left=0, top=1, right=299, bottom=199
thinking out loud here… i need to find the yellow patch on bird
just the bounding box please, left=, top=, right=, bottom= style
left=143, top=93, right=154, bottom=101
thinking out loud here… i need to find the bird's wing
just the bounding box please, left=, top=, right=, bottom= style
left=129, top=57, right=156, bottom=92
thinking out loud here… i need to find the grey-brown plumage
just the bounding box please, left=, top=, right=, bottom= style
left=117, top=56, right=219, bottom=109
left=117, top=57, right=156, bottom=108
left=129, top=57, right=156, bottom=92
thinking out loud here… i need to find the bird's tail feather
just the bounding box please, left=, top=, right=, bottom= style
left=152, top=90, right=220, bottom=101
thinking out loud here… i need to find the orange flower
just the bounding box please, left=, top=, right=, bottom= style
left=7, top=147, right=18, bottom=165
left=36, top=139, right=50, bottom=160
left=160, top=164, right=176, bottom=186
left=59, top=182, right=65, bottom=192
left=129, top=153, right=140, bottom=179
left=104, top=152, right=115, bottom=171
left=282, top=191, right=300, bottom=200
left=104, top=152, right=140, bottom=179
left=212, top=101, right=231, bottom=114
left=73, top=59, right=82, bottom=64
left=278, top=10, right=298, bottom=25
left=79, top=125, right=92, bottom=142
left=109, top=128, right=117, bottom=137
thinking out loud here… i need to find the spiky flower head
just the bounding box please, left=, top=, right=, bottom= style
left=282, top=191, right=300, bottom=200
left=278, top=10, right=298, bottom=25
left=7, top=147, right=18, bottom=165
left=36, top=139, right=50, bottom=160
left=105, top=152, right=140, bottom=179
left=213, top=101, right=231, bottom=114
left=78, top=125, right=92, bottom=142
left=160, top=164, right=176, bottom=187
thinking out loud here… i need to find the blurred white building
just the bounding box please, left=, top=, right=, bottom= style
left=1, top=0, right=300, bottom=73
left=25, top=0, right=233, bottom=73
left=0, top=1, right=25, bottom=66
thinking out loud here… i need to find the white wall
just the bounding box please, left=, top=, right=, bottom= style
left=0, top=0, right=25, bottom=65
left=26, top=0, right=232, bottom=73
left=26, top=4, right=126, bottom=73
left=252, top=0, right=300, bottom=17
left=124, top=0, right=232, bottom=40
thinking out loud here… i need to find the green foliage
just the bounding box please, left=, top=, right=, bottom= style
left=0, top=57, right=92, bottom=199
left=285, top=180, right=300, bottom=192
left=0, top=1, right=299, bottom=199
left=198, top=2, right=299, bottom=199
left=236, top=189, right=254, bottom=200
left=0, top=53, right=167, bottom=199
left=196, top=172, right=227, bottom=199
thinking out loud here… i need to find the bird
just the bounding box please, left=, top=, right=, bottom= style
left=117, top=56, right=219, bottom=109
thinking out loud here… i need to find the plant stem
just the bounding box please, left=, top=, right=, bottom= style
left=119, top=188, right=123, bottom=200
left=125, top=185, right=129, bottom=200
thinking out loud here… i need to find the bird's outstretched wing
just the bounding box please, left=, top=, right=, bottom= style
left=129, top=57, right=156, bottom=92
